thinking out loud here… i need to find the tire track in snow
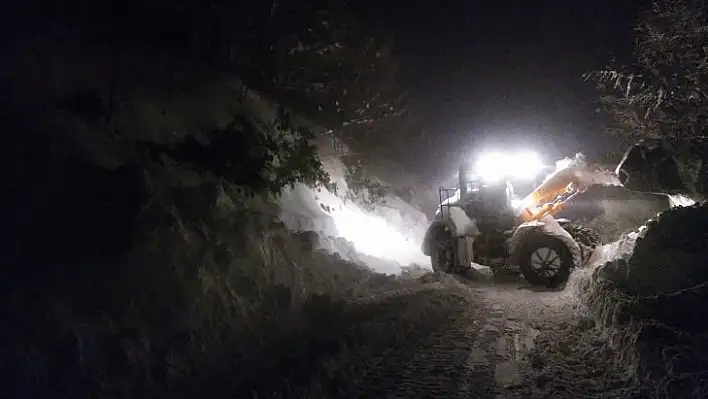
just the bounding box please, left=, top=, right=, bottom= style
left=471, top=282, right=636, bottom=398
left=461, top=285, right=548, bottom=398
left=337, top=284, right=500, bottom=398
left=317, top=278, right=631, bottom=398
left=334, top=281, right=554, bottom=398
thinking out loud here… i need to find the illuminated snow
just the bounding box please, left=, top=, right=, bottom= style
left=329, top=202, right=429, bottom=265
left=277, top=156, right=431, bottom=274
left=552, top=153, right=622, bottom=188
left=668, top=194, right=696, bottom=207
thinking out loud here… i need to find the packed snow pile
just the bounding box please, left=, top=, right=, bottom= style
left=553, top=154, right=671, bottom=242
left=570, top=199, right=708, bottom=397
left=552, top=152, right=623, bottom=188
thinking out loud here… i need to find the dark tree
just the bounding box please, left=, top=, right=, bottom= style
left=170, top=0, right=411, bottom=167
left=587, top=0, right=708, bottom=146
left=34, top=0, right=407, bottom=137
left=265, top=0, right=407, bottom=137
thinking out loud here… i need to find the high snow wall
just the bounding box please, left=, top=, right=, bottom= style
left=237, top=85, right=433, bottom=275
left=2, top=32, right=435, bottom=276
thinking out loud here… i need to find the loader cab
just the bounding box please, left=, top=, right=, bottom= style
left=458, top=162, right=514, bottom=205
left=458, top=163, right=480, bottom=199
left=456, top=163, right=517, bottom=227
left=452, top=162, right=518, bottom=239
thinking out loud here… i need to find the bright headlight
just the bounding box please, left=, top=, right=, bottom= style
left=474, top=151, right=544, bottom=182
left=474, top=152, right=506, bottom=182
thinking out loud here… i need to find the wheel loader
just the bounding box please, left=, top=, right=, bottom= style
left=422, top=151, right=600, bottom=288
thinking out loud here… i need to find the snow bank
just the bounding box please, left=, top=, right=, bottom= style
left=569, top=198, right=708, bottom=397
left=228, top=82, right=433, bottom=275
left=277, top=155, right=431, bottom=275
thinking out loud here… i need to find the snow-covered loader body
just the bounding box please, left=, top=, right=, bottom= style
left=422, top=154, right=600, bottom=288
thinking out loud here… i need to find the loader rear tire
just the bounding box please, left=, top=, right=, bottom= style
left=517, top=233, right=574, bottom=288
left=430, top=228, right=455, bottom=273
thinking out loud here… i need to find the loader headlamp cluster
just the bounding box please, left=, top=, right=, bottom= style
left=474, top=151, right=544, bottom=182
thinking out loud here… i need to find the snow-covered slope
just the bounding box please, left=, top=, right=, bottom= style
left=278, top=155, right=431, bottom=275
left=236, top=82, right=433, bottom=275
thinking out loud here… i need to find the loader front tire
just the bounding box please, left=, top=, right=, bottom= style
left=517, top=233, right=574, bottom=288
left=562, top=224, right=601, bottom=265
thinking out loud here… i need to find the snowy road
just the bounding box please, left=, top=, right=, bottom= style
left=313, top=276, right=636, bottom=398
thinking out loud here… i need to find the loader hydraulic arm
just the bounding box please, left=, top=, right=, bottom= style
left=517, top=163, right=589, bottom=222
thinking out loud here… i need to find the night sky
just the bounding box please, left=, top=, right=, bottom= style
left=1, top=0, right=650, bottom=183
left=360, top=0, right=649, bottom=181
